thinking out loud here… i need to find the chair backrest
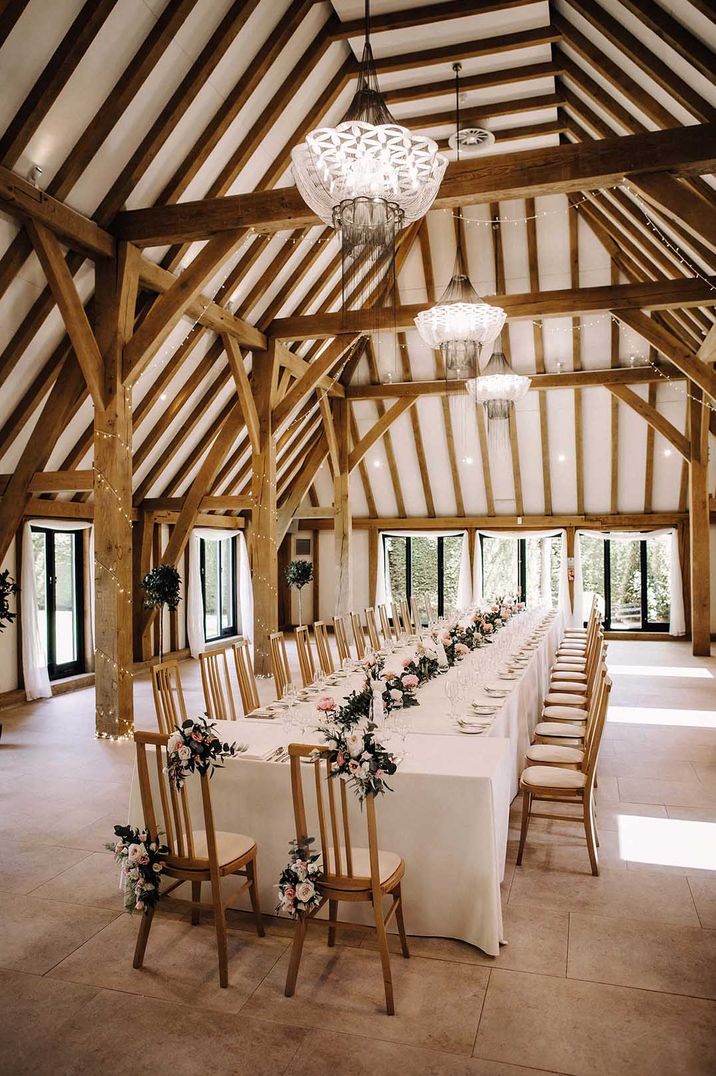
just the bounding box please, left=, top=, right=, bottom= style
left=134, top=731, right=219, bottom=871
left=391, top=601, right=404, bottom=638
left=333, top=614, right=352, bottom=664
left=350, top=611, right=366, bottom=659
left=313, top=621, right=335, bottom=676
left=295, top=625, right=316, bottom=687
left=231, top=638, right=260, bottom=714
left=364, top=607, right=381, bottom=651
left=151, top=660, right=187, bottom=735
left=424, top=594, right=436, bottom=626
left=199, top=646, right=237, bottom=721
left=582, top=672, right=612, bottom=786
left=288, top=743, right=383, bottom=891
left=401, top=598, right=414, bottom=634
left=410, top=595, right=421, bottom=630
left=377, top=603, right=392, bottom=642
left=270, top=631, right=291, bottom=698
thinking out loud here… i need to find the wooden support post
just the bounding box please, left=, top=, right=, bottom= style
left=368, top=528, right=378, bottom=609
left=93, top=245, right=137, bottom=737
left=688, top=390, right=711, bottom=656
left=566, top=527, right=576, bottom=623
left=333, top=397, right=352, bottom=616
left=252, top=341, right=279, bottom=676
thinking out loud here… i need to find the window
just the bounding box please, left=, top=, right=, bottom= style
left=31, top=527, right=85, bottom=679
left=383, top=534, right=463, bottom=620
left=580, top=535, right=671, bottom=632
left=200, top=536, right=237, bottom=641
left=479, top=535, right=560, bottom=607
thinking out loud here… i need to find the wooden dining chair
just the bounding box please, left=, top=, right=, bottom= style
left=199, top=646, right=237, bottom=721
left=283, top=744, right=409, bottom=1015
left=424, top=594, right=436, bottom=626
left=151, top=659, right=187, bottom=735
left=391, top=601, right=405, bottom=638
left=350, top=611, right=366, bottom=659
left=333, top=614, right=352, bottom=664
left=133, top=731, right=264, bottom=988
left=295, top=625, right=317, bottom=687
left=269, top=631, right=291, bottom=698
left=410, top=595, right=422, bottom=631
left=528, top=665, right=608, bottom=761
left=231, top=638, right=260, bottom=715
left=313, top=621, right=335, bottom=676
left=377, top=603, right=393, bottom=643
left=401, top=598, right=415, bottom=634
left=516, top=675, right=612, bottom=875
left=364, top=607, right=381, bottom=651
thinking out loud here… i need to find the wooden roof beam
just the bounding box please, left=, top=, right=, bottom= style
left=271, top=277, right=716, bottom=340
left=112, top=124, right=716, bottom=245
left=608, top=384, right=690, bottom=460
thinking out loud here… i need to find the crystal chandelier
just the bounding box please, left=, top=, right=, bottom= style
left=414, top=64, right=506, bottom=374
left=291, top=1, right=447, bottom=313
left=467, top=344, right=531, bottom=453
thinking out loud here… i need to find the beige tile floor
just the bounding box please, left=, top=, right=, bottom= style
left=1, top=638, right=715, bottom=1075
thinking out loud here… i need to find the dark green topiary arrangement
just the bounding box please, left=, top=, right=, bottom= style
left=285, top=559, right=313, bottom=627
left=140, top=564, right=182, bottom=661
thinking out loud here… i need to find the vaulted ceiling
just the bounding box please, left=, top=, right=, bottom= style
left=0, top=0, right=714, bottom=525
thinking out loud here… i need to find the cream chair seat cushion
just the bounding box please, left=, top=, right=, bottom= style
left=544, top=692, right=588, bottom=706
left=189, top=830, right=256, bottom=867
left=534, top=721, right=586, bottom=739
left=526, top=744, right=584, bottom=764
left=543, top=705, right=588, bottom=721
left=550, top=669, right=587, bottom=681
left=322, top=847, right=402, bottom=885
left=550, top=681, right=588, bottom=694
left=521, top=765, right=587, bottom=789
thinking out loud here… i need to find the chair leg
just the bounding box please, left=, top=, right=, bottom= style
left=211, top=876, right=229, bottom=988
left=327, top=899, right=338, bottom=947
left=394, top=884, right=410, bottom=959
left=373, top=896, right=395, bottom=1016
left=132, top=906, right=155, bottom=969
left=285, top=916, right=308, bottom=998
left=583, top=797, right=599, bottom=877
left=191, top=881, right=201, bottom=925
left=246, top=857, right=265, bottom=938
left=515, top=790, right=532, bottom=866
left=590, top=797, right=600, bottom=848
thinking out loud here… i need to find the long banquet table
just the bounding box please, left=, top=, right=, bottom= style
left=129, top=610, right=562, bottom=957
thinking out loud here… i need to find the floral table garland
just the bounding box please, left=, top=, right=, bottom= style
left=277, top=596, right=522, bottom=916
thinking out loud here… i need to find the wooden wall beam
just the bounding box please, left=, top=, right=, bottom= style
left=252, top=341, right=279, bottom=675
left=688, top=389, right=711, bottom=657
left=348, top=399, right=416, bottom=473
left=608, top=385, right=690, bottom=460
left=333, top=397, right=352, bottom=615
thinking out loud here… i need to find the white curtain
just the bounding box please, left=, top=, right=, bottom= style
left=576, top=528, right=685, bottom=636
left=21, top=519, right=94, bottom=701
left=187, top=527, right=252, bottom=659
left=375, top=530, right=473, bottom=611
left=472, top=528, right=570, bottom=619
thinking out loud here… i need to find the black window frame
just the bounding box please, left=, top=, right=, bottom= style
left=31, top=525, right=85, bottom=680
left=382, top=534, right=458, bottom=618
left=595, top=538, right=669, bottom=633
left=199, top=535, right=238, bottom=642
left=479, top=535, right=527, bottom=602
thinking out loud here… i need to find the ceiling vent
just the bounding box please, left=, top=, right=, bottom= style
left=448, top=127, right=495, bottom=155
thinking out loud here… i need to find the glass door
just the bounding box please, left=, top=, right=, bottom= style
left=200, top=536, right=237, bottom=641
left=607, top=539, right=643, bottom=630
left=32, top=527, right=84, bottom=679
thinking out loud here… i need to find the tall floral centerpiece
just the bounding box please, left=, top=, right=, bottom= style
left=140, top=563, right=182, bottom=661
left=285, top=559, right=313, bottom=627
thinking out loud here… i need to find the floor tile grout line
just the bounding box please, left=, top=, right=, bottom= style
left=470, top=965, right=490, bottom=1054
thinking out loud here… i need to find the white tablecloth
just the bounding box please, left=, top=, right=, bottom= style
left=128, top=612, right=561, bottom=956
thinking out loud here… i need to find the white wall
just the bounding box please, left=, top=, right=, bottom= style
left=0, top=539, right=19, bottom=693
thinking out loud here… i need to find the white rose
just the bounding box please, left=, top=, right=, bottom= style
left=167, top=733, right=182, bottom=753
left=178, top=744, right=191, bottom=760
left=295, top=880, right=315, bottom=903
left=389, top=689, right=402, bottom=702
left=126, top=843, right=143, bottom=863
left=345, top=732, right=364, bottom=758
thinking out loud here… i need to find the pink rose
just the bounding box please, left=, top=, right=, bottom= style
left=375, top=768, right=385, bottom=779
left=316, top=695, right=336, bottom=711
left=501, top=610, right=509, bottom=620
left=491, top=605, right=499, bottom=613
left=383, top=669, right=398, bottom=680
left=401, top=674, right=419, bottom=689
left=484, top=622, right=494, bottom=633
left=284, top=886, right=295, bottom=900
left=439, top=629, right=451, bottom=643
left=135, top=900, right=145, bottom=911
left=455, top=643, right=469, bottom=656
left=401, top=658, right=412, bottom=669
left=336, top=751, right=345, bottom=767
